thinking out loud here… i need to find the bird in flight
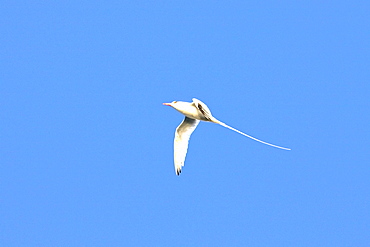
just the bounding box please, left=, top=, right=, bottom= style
left=163, top=98, right=290, bottom=175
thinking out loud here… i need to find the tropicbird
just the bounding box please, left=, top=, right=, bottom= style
left=163, top=98, right=290, bottom=175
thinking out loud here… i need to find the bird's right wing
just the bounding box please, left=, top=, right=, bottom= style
left=174, top=117, right=200, bottom=175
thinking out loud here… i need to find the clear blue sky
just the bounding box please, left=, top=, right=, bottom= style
left=1, top=1, right=369, bottom=246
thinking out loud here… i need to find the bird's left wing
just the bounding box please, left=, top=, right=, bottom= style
left=192, top=98, right=214, bottom=121
left=174, top=117, right=200, bottom=175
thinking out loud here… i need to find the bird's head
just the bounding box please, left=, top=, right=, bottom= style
left=163, top=99, right=204, bottom=121
left=162, top=101, right=178, bottom=107
left=163, top=100, right=193, bottom=115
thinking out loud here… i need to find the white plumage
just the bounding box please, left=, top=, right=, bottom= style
left=163, top=98, right=290, bottom=175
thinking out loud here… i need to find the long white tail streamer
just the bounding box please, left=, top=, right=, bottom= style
left=218, top=121, right=291, bottom=151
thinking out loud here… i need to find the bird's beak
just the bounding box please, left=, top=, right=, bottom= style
left=163, top=102, right=171, bottom=106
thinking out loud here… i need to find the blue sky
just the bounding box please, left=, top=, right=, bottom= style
left=1, top=1, right=369, bottom=246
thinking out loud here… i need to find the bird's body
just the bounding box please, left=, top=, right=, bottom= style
left=163, top=98, right=290, bottom=175
left=168, top=99, right=214, bottom=122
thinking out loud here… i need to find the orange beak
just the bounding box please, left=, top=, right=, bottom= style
left=163, top=103, right=171, bottom=106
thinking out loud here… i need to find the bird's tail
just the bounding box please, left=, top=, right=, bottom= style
left=214, top=120, right=291, bottom=150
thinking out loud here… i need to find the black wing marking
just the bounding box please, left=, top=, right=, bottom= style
left=196, top=102, right=213, bottom=121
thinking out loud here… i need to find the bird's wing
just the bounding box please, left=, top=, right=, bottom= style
left=174, top=117, right=200, bottom=175
left=192, top=98, right=214, bottom=121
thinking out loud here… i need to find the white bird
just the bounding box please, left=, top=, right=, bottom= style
left=163, top=98, right=290, bottom=175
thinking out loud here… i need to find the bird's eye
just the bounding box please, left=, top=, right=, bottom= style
left=173, top=101, right=177, bottom=103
